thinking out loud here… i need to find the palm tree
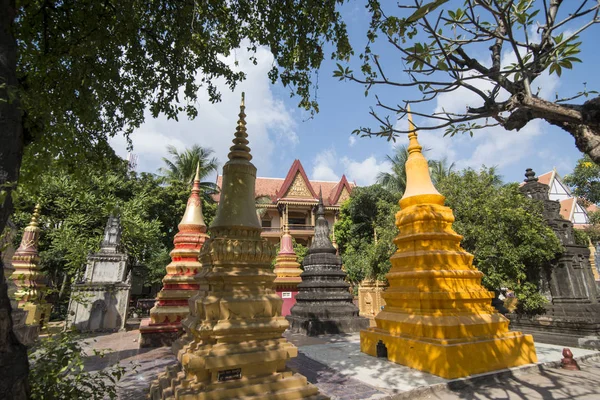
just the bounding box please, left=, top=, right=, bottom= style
left=159, top=144, right=219, bottom=195
left=377, top=145, right=455, bottom=195
left=377, top=145, right=410, bottom=195
left=429, top=158, right=456, bottom=185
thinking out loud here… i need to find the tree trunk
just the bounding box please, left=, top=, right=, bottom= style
left=550, top=97, right=600, bottom=164
left=0, top=0, right=30, bottom=398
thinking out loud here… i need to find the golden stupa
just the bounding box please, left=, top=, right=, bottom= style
left=149, top=94, right=324, bottom=399
left=360, top=106, right=538, bottom=379
left=10, top=204, right=52, bottom=327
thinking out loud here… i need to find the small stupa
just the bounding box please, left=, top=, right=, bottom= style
left=149, top=94, right=323, bottom=400
left=139, top=164, right=209, bottom=347
left=360, top=106, right=538, bottom=379
left=273, top=222, right=302, bottom=316
left=287, top=191, right=369, bottom=336
left=10, top=204, right=52, bottom=329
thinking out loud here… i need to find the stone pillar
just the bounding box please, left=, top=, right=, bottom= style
left=360, top=107, right=537, bottom=379
left=310, top=205, right=315, bottom=226
left=10, top=204, right=51, bottom=332
left=358, top=279, right=388, bottom=327
left=149, top=94, right=322, bottom=400
left=139, top=165, right=209, bottom=347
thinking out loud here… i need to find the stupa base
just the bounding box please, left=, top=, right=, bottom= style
left=287, top=315, right=370, bottom=336
left=361, top=328, right=537, bottom=379
left=139, top=318, right=182, bottom=348
left=149, top=365, right=327, bottom=400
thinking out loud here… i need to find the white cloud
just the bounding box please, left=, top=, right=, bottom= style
left=341, top=156, right=390, bottom=186
left=109, top=44, right=298, bottom=177
left=348, top=136, right=357, bottom=147
left=311, top=148, right=390, bottom=186
left=311, top=149, right=339, bottom=181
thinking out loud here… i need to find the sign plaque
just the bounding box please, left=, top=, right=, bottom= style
left=282, top=292, right=292, bottom=299
left=217, top=368, right=242, bottom=382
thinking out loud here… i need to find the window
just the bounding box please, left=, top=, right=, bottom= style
left=261, top=220, right=272, bottom=228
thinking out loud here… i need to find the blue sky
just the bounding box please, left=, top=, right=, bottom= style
left=110, top=1, right=600, bottom=187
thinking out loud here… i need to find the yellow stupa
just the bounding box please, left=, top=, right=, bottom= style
left=360, top=106, right=538, bottom=379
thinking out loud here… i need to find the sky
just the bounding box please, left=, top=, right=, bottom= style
left=110, top=1, right=600, bottom=187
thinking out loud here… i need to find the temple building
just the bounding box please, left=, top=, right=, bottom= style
left=524, top=169, right=598, bottom=227
left=215, top=159, right=355, bottom=246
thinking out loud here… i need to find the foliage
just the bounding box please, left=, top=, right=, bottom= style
left=335, top=185, right=399, bottom=282
left=10, top=0, right=352, bottom=182
left=271, top=238, right=308, bottom=268
left=573, top=227, right=590, bottom=247
left=564, top=154, right=600, bottom=205
left=29, top=332, right=128, bottom=400
left=335, top=1, right=600, bottom=163
left=159, top=144, right=219, bottom=198
left=437, top=167, right=562, bottom=313
left=376, top=146, right=455, bottom=195
left=11, top=150, right=217, bottom=317
left=584, top=210, right=600, bottom=244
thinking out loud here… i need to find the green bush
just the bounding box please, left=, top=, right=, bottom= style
left=29, top=332, right=129, bottom=400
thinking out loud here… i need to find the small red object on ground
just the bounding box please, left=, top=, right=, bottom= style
left=561, top=348, right=581, bottom=370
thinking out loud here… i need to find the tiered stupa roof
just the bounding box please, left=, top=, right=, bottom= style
left=140, top=164, right=209, bottom=347
left=149, top=94, right=322, bottom=399
left=360, top=106, right=538, bottom=379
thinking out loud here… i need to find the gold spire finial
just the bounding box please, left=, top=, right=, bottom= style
left=194, top=162, right=201, bottom=183
left=27, top=204, right=41, bottom=230
left=406, top=104, right=422, bottom=155
left=400, top=105, right=442, bottom=205
left=228, top=92, right=251, bottom=161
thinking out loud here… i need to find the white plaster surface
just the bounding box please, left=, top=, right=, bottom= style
left=298, top=333, right=600, bottom=395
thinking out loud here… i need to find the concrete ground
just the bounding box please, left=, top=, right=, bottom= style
left=82, top=329, right=600, bottom=400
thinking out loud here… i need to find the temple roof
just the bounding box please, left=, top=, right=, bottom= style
left=214, top=159, right=356, bottom=206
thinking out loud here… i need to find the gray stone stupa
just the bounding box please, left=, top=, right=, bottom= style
left=287, top=191, right=369, bottom=336
left=509, top=168, right=600, bottom=349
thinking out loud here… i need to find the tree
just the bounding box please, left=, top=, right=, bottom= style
left=436, top=167, right=562, bottom=313
left=159, top=145, right=219, bottom=191
left=335, top=185, right=398, bottom=283
left=1, top=1, right=351, bottom=391
left=563, top=154, right=600, bottom=204
left=376, top=146, right=453, bottom=194
left=335, top=1, right=600, bottom=163
left=376, top=146, right=410, bottom=194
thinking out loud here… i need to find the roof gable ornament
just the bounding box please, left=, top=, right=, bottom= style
left=276, top=159, right=318, bottom=199
left=329, top=174, right=353, bottom=205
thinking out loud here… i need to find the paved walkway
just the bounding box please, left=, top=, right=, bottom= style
left=82, top=330, right=600, bottom=400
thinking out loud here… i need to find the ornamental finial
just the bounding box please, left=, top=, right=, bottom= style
left=228, top=92, right=251, bottom=161
left=400, top=104, right=442, bottom=205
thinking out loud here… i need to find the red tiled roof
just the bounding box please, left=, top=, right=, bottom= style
left=560, top=198, right=575, bottom=221
left=537, top=171, right=553, bottom=186
left=213, top=160, right=355, bottom=205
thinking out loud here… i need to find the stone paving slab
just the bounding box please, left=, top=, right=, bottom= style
left=79, top=330, right=600, bottom=400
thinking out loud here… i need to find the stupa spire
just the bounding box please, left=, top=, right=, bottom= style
left=10, top=203, right=51, bottom=329
left=140, top=162, right=209, bottom=346
left=150, top=94, right=322, bottom=399
left=360, top=114, right=537, bottom=379
left=288, top=187, right=368, bottom=335
left=401, top=104, right=441, bottom=204
left=228, top=92, right=251, bottom=161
